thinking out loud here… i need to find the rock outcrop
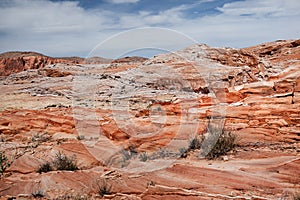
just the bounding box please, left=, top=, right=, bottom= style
left=0, top=39, right=299, bottom=199
left=0, top=52, right=85, bottom=76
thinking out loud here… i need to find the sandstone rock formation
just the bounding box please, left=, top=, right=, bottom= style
left=0, top=40, right=299, bottom=199
left=0, top=52, right=85, bottom=76
left=0, top=52, right=115, bottom=76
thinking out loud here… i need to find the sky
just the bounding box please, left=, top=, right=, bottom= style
left=0, top=0, right=299, bottom=58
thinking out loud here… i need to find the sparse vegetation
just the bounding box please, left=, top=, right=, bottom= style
left=37, top=161, right=53, bottom=174
left=77, top=135, right=85, bottom=140
left=139, top=152, right=148, bottom=162
left=121, top=145, right=138, bottom=161
left=0, top=151, right=9, bottom=175
left=37, top=152, right=78, bottom=173
left=179, top=147, right=188, bottom=158
left=96, top=179, right=112, bottom=197
left=32, top=190, right=45, bottom=198
left=205, top=132, right=236, bottom=160
left=178, top=127, right=237, bottom=160
left=53, top=152, right=78, bottom=171
left=31, top=133, right=50, bottom=143
left=128, top=145, right=138, bottom=154
left=121, top=149, right=132, bottom=161
left=150, top=148, right=175, bottom=159
left=147, top=180, right=155, bottom=187
left=188, top=136, right=201, bottom=150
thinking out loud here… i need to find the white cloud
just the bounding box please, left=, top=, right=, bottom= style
left=118, top=5, right=186, bottom=28
left=0, top=0, right=299, bottom=57
left=178, top=0, right=300, bottom=48
left=0, top=0, right=112, bottom=33
left=107, top=0, right=139, bottom=4
left=0, top=0, right=117, bottom=56
left=217, top=0, right=300, bottom=17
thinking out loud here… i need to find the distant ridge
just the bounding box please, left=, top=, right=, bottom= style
left=0, top=51, right=147, bottom=76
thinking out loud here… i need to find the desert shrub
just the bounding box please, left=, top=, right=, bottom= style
left=156, top=148, right=174, bottom=158
left=32, top=190, right=45, bottom=198
left=205, top=132, right=236, bottom=160
left=31, top=133, right=50, bottom=143
left=0, top=151, right=9, bottom=174
left=178, top=125, right=236, bottom=160
left=179, top=147, right=188, bottom=158
left=53, top=152, right=78, bottom=171
left=188, top=136, right=201, bottom=150
left=139, top=152, right=148, bottom=162
left=121, top=149, right=132, bottom=161
left=38, top=152, right=78, bottom=173
left=121, top=145, right=137, bottom=161
left=37, top=162, right=53, bottom=173
left=147, top=180, right=155, bottom=187
left=128, top=145, right=138, bottom=155
left=97, top=179, right=112, bottom=197
left=77, top=135, right=85, bottom=140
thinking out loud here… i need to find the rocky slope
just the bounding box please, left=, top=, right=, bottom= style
left=0, top=39, right=299, bottom=199
left=0, top=52, right=116, bottom=76
left=0, top=52, right=84, bottom=76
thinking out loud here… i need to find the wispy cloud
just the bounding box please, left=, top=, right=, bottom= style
left=0, top=0, right=115, bottom=56
left=188, top=0, right=300, bottom=47
left=217, top=0, right=300, bottom=17
left=118, top=5, right=187, bottom=28
left=0, top=0, right=110, bottom=33
left=0, top=0, right=299, bottom=57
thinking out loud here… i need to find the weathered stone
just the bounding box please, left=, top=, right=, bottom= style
left=0, top=39, right=299, bottom=199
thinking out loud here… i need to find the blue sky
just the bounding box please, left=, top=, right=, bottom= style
left=0, top=0, right=299, bottom=58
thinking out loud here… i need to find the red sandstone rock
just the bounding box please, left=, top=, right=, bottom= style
left=0, top=39, right=299, bottom=199
left=0, top=52, right=84, bottom=76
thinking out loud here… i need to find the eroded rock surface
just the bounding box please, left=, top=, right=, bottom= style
left=0, top=40, right=299, bottom=199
